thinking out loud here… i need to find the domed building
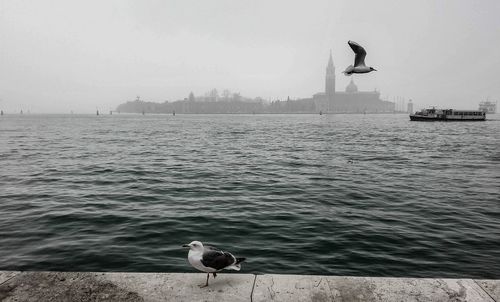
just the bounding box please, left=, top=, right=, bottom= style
left=345, top=78, right=358, bottom=93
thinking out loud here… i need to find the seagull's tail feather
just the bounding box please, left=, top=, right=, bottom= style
left=226, top=264, right=241, bottom=271
left=343, top=65, right=354, bottom=76
left=226, top=258, right=246, bottom=271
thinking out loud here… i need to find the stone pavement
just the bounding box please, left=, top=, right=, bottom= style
left=0, top=271, right=498, bottom=301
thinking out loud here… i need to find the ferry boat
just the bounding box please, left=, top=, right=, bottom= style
left=410, top=108, right=486, bottom=121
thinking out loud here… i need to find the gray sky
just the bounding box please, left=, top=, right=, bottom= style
left=1, top=0, right=499, bottom=113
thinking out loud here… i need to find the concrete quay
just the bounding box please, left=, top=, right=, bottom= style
left=0, top=271, right=499, bottom=302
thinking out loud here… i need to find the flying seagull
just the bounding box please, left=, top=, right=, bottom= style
left=182, top=241, right=246, bottom=287
left=343, top=40, right=377, bottom=76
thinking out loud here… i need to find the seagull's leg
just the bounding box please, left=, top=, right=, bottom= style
left=199, top=273, right=210, bottom=288
left=213, top=273, right=217, bottom=279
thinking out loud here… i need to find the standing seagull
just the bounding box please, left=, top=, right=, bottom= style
left=182, top=241, right=246, bottom=287
left=343, top=40, right=377, bottom=75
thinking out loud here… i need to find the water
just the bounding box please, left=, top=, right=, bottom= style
left=1, top=114, right=499, bottom=278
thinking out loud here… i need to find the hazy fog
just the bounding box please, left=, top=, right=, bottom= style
left=1, top=0, right=499, bottom=113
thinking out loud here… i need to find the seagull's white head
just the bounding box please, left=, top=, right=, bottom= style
left=182, top=241, right=204, bottom=252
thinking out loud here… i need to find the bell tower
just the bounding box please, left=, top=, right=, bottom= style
left=325, top=50, right=336, bottom=101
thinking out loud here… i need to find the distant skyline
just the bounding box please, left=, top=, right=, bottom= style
left=1, top=0, right=500, bottom=113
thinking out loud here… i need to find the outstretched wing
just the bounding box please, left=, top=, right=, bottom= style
left=201, top=249, right=236, bottom=271
left=348, top=40, right=366, bottom=67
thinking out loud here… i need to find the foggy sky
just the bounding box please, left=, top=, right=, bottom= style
left=1, top=0, right=499, bottom=113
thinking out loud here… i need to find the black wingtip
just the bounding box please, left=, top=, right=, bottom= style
left=236, top=257, right=246, bottom=264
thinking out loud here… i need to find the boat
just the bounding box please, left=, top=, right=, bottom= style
left=410, top=108, right=486, bottom=121
left=478, top=101, right=497, bottom=114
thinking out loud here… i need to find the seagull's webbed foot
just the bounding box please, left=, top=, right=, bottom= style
left=199, top=273, right=210, bottom=288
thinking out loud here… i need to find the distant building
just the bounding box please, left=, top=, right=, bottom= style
left=407, top=99, right=414, bottom=114
left=478, top=101, right=497, bottom=114
left=300, top=51, right=394, bottom=113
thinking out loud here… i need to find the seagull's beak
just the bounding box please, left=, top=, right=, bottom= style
left=373, top=68, right=377, bottom=71
left=182, top=244, right=190, bottom=248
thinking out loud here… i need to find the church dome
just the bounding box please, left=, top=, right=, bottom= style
left=346, top=78, right=358, bottom=93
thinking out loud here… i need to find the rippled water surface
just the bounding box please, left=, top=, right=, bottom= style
left=1, top=114, right=499, bottom=278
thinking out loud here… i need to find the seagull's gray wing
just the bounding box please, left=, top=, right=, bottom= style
left=201, top=248, right=236, bottom=271
left=348, top=40, right=366, bottom=67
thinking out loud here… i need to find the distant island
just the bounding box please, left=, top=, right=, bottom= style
left=116, top=52, right=396, bottom=114
left=117, top=92, right=272, bottom=114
